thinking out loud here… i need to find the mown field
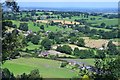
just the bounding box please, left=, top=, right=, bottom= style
left=12, top=20, right=72, bottom=32
left=23, top=42, right=40, bottom=50
left=81, top=37, right=120, bottom=48
left=56, top=15, right=118, bottom=26
left=61, top=58, right=95, bottom=66
left=2, top=58, right=79, bottom=78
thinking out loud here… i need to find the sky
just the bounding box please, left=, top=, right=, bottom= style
left=0, top=0, right=119, bottom=8
left=17, top=2, right=118, bottom=8
left=11, top=0, right=120, bottom=2
left=1, top=0, right=119, bottom=2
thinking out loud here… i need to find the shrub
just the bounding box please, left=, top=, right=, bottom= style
left=41, top=38, right=52, bottom=50
left=82, top=75, right=89, bottom=80
left=77, top=38, right=85, bottom=47
left=56, top=45, right=72, bottom=54
left=31, top=35, right=40, bottom=45
left=19, top=23, right=28, bottom=31
left=60, top=62, right=68, bottom=68
left=48, top=55, right=58, bottom=60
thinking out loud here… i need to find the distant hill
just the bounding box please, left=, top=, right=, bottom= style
left=20, top=7, right=117, bottom=13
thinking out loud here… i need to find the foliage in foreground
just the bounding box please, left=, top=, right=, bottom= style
left=2, top=68, right=42, bottom=80
left=93, top=56, right=120, bottom=80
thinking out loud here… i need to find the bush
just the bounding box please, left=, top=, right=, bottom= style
left=48, top=55, right=58, bottom=60
left=40, top=25, right=44, bottom=30
left=10, top=51, right=20, bottom=59
left=19, top=23, right=28, bottom=31
left=41, top=38, right=52, bottom=50
left=60, top=62, right=68, bottom=68
left=95, top=50, right=106, bottom=59
left=17, top=69, right=42, bottom=80
left=77, top=38, right=85, bottom=47
left=25, top=48, right=29, bottom=52
left=73, top=47, right=80, bottom=56
left=79, top=50, right=95, bottom=59
left=2, top=68, right=15, bottom=80
left=31, top=35, right=40, bottom=45
left=21, top=54, right=32, bottom=58
left=73, top=49, right=95, bottom=59
left=56, top=45, right=72, bottom=54
left=82, top=75, right=89, bottom=80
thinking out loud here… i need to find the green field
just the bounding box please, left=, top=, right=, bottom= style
left=61, top=59, right=95, bottom=66
left=3, top=58, right=79, bottom=78
left=62, top=15, right=118, bottom=26
left=88, top=18, right=118, bottom=26
left=90, top=27, right=111, bottom=31
left=45, top=25, right=72, bottom=32
left=12, top=20, right=72, bottom=32
left=24, top=42, right=40, bottom=50
left=73, top=59, right=95, bottom=66
left=12, top=21, right=40, bottom=32
left=12, top=14, right=118, bottom=33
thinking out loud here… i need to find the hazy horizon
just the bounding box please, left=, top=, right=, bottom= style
left=18, top=2, right=118, bottom=8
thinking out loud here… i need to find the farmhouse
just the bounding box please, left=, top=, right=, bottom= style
left=39, top=50, right=63, bottom=57
left=39, top=51, right=49, bottom=57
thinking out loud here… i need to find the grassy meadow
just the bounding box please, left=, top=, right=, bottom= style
left=3, top=58, right=79, bottom=78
